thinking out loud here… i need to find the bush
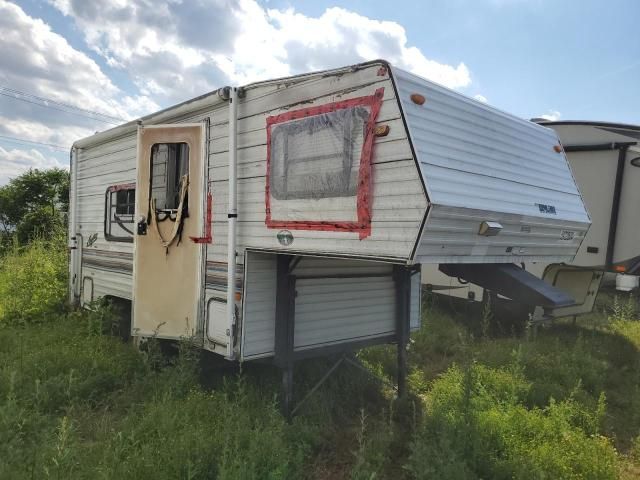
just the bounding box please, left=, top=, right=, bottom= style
left=0, top=232, right=67, bottom=324
left=15, top=207, right=65, bottom=245
left=406, top=363, right=619, bottom=480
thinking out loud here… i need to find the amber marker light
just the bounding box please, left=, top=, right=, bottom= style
left=553, top=144, right=563, bottom=153
left=374, top=125, right=390, bottom=137
left=410, top=93, right=426, bottom=105
left=614, top=265, right=627, bottom=273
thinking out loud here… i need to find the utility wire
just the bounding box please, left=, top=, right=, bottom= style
left=0, top=134, right=68, bottom=151
left=0, top=85, right=128, bottom=125
left=0, top=91, right=120, bottom=125
left=1, top=85, right=127, bottom=121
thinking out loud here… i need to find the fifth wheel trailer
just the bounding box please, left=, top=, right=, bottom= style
left=423, top=120, right=640, bottom=320
left=68, top=60, right=590, bottom=411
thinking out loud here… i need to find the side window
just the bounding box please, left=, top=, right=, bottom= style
left=150, top=143, right=189, bottom=211
left=265, top=88, right=384, bottom=239
left=105, top=184, right=136, bottom=242
left=269, top=106, right=369, bottom=200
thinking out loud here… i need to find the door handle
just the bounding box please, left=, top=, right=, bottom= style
left=137, top=217, right=147, bottom=235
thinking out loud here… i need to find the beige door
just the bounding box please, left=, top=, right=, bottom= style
left=133, top=124, right=206, bottom=339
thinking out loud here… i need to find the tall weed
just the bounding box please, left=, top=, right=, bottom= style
left=610, top=294, right=637, bottom=323
left=0, top=232, right=67, bottom=324
left=407, top=363, right=619, bottom=479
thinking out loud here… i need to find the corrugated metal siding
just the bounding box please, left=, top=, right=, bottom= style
left=81, top=267, right=132, bottom=305
left=418, top=206, right=587, bottom=263
left=206, top=63, right=427, bottom=265
left=72, top=63, right=428, bottom=320
left=241, top=252, right=400, bottom=360
left=392, top=67, right=590, bottom=263
left=74, top=136, right=137, bottom=303
left=241, top=252, right=277, bottom=359
left=293, top=258, right=395, bottom=351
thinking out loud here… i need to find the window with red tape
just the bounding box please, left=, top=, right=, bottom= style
left=265, top=87, right=384, bottom=240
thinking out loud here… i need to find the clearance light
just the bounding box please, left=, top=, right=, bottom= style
left=478, top=221, right=503, bottom=236
left=553, top=144, right=563, bottom=153
left=374, top=125, right=390, bottom=137
left=410, top=93, right=426, bottom=105
left=614, top=265, right=627, bottom=273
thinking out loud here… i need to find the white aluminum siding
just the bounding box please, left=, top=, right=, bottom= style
left=241, top=252, right=421, bottom=360
left=392, top=67, right=591, bottom=264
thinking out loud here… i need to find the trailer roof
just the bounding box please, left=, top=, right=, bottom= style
left=72, top=60, right=391, bottom=150
left=535, top=119, right=640, bottom=132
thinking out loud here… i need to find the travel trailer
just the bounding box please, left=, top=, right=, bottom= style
left=423, top=120, right=640, bottom=320
left=68, top=60, right=590, bottom=411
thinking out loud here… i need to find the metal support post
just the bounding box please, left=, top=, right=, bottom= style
left=394, top=265, right=411, bottom=399
left=275, top=254, right=295, bottom=420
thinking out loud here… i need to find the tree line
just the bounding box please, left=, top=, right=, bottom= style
left=0, top=168, right=69, bottom=248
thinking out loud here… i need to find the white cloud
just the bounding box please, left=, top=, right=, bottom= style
left=0, top=1, right=157, bottom=123
left=0, top=115, right=93, bottom=150
left=0, top=146, right=66, bottom=185
left=0, top=1, right=474, bottom=183
left=539, top=110, right=562, bottom=121
left=0, top=1, right=160, bottom=184
left=262, top=7, right=471, bottom=89
left=49, top=0, right=472, bottom=104
left=473, top=94, right=488, bottom=103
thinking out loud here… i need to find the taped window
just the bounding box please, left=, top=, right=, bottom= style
left=150, top=143, right=189, bottom=211
left=105, top=184, right=135, bottom=242
left=270, top=107, right=369, bottom=200
left=265, top=88, right=384, bottom=239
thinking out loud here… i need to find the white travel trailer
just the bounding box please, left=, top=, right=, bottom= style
left=423, top=120, right=639, bottom=320
left=68, top=60, right=590, bottom=410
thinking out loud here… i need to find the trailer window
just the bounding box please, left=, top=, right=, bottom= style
left=269, top=106, right=369, bottom=200
left=105, top=184, right=136, bottom=242
left=264, top=88, right=384, bottom=239
left=150, top=143, right=189, bottom=210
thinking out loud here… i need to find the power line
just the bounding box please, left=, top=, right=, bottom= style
left=0, top=91, right=121, bottom=125
left=1, top=85, right=127, bottom=122
left=0, top=134, right=68, bottom=151
left=0, top=85, right=128, bottom=125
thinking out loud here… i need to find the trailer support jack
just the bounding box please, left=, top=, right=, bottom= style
left=275, top=255, right=413, bottom=422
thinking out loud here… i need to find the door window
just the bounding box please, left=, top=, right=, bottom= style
left=150, top=143, right=190, bottom=211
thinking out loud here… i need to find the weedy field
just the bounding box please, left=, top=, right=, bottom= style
left=1, top=235, right=640, bottom=479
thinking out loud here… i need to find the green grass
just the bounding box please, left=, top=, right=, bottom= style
left=0, top=316, right=309, bottom=479
left=1, top=239, right=640, bottom=478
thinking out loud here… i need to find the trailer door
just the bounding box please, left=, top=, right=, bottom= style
left=132, top=124, right=206, bottom=339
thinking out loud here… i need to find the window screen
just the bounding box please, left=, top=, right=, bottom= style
left=150, top=143, right=189, bottom=210
left=265, top=87, right=384, bottom=240
left=269, top=106, right=369, bottom=200
left=105, top=185, right=135, bottom=242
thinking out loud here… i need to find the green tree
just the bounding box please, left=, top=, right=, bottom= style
left=0, top=168, right=69, bottom=243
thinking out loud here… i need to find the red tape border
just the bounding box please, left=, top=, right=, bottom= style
left=265, top=87, right=384, bottom=240
left=190, top=191, right=212, bottom=244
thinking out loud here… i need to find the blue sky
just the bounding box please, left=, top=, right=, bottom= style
left=0, top=0, right=638, bottom=184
